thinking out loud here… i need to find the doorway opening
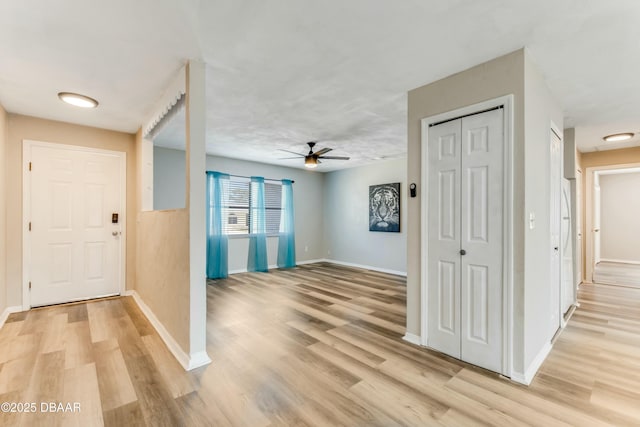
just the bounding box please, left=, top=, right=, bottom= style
left=588, top=166, right=640, bottom=288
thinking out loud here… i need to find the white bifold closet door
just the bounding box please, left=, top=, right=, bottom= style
left=427, top=108, right=504, bottom=374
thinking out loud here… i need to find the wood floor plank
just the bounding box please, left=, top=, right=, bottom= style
left=0, top=356, right=37, bottom=395
left=0, top=331, right=42, bottom=367
left=0, top=319, right=25, bottom=339
left=93, top=339, right=137, bottom=412
left=141, top=334, right=195, bottom=399
left=197, top=365, right=271, bottom=427
left=61, top=362, right=104, bottom=427
left=123, top=353, right=182, bottom=426
left=103, top=401, right=147, bottom=427
left=63, top=321, right=93, bottom=369
left=0, top=390, right=24, bottom=427
left=87, top=301, right=116, bottom=344
left=20, top=350, right=66, bottom=427
left=175, top=390, right=232, bottom=427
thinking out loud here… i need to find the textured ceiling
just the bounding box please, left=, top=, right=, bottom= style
left=2, top=1, right=640, bottom=171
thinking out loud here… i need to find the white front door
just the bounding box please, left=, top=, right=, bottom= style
left=26, top=142, right=125, bottom=307
left=549, top=130, right=562, bottom=336
left=427, top=108, right=504, bottom=374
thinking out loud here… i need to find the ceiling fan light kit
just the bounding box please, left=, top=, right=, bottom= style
left=279, top=141, right=350, bottom=169
left=305, top=156, right=318, bottom=168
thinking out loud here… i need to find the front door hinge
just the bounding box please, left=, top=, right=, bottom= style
left=29, top=162, right=32, bottom=171
left=29, top=281, right=31, bottom=290
left=28, top=222, right=31, bottom=231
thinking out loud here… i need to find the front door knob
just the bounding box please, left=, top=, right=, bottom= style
left=460, top=249, right=466, bottom=256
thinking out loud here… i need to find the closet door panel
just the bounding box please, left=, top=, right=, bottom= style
left=427, top=119, right=462, bottom=358
left=460, top=109, right=504, bottom=373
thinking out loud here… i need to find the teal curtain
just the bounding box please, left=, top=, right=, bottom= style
left=277, top=179, right=296, bottom=268
left=206, top=171, right=229, bottom=279
left=248, top=176, right=268, bottom=272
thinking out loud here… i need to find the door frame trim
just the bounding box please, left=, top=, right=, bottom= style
left=584, top=163, right=640, bottom=284
left=22, top=140, right=127, bottom=310
left=549, top=122, right=564, bottom=333
left=420, top=94, right=514, bottom=377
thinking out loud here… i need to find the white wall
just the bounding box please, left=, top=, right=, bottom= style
left=323, top=158, right=407, bottom=275
left=522, top=52, right=564, bottom=372
left=599, top=172, right=640, bottom=263
left=153, top=147, right=326, bottom=271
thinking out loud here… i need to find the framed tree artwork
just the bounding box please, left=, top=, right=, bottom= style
left=369, top=182, right=400, bottom=232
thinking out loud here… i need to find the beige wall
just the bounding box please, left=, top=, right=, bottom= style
left=0, top=105, right=7, bottom=313
left=407, top=48, right=563, bottom=378
left=581, top=146, right=640, bottom=169
left=5, top=114, right=137, bottom=307
left=135, top=206, right=191, bottom=351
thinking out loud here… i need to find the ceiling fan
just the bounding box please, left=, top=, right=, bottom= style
left=279, top=142, right=350, bottom=168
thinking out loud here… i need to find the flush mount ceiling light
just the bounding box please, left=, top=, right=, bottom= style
left=603, top=132, right=634, bottom=142
left=58, top=92, right=99, bottom=108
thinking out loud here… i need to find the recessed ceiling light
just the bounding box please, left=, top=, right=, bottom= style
left=58, top=92, right=99, bottom=108
left=603, top=132, right=634, bottom=142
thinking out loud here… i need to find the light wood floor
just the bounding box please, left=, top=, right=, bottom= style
left=594, top=261, right=640, bottom=288
left=1, top=263, right=640, bottom=426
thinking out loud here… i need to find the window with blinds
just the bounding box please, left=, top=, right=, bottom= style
left=264, top=182, right=283, bottom=234
left=224, top=178, right=282, bottom=235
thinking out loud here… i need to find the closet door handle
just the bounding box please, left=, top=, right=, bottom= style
left=460, top=249, right=466, bottom=256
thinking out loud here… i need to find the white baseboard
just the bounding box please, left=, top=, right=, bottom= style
left=0, top=306, right=23, bottom=329
left=511, top=341, right=552, bottom=385
left=324, top=259, right=407, bottom=277
left=124, top=290, right=211, bottom=371
left=229, top=263, right=279, bottom=275
left=402, top=333, right=422, bottom=346
left=599, top=258, right=640, bottom=265
left=295, top=258, right=328, bottom=266
left=187, top=351, right=213, bottom=370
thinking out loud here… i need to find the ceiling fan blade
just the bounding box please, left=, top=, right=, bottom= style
left=278, top=157, right=304, bottom=160
left=313, top=147, right=332, bottom=156
left=278, top=149, right=305, bottom=157
left=318, top=155, right=350, bottom=160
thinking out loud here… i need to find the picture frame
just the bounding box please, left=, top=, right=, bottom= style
left=369, top=182, right=400, bottom=232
